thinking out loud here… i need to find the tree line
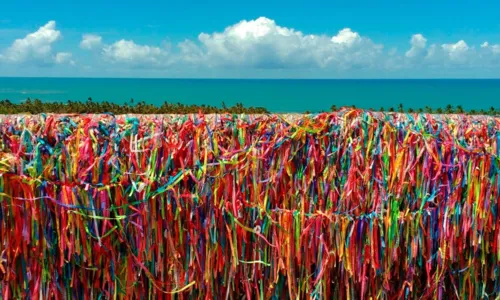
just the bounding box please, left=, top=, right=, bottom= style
left=0, top=98, right=269, bottom=114
left=329, top=103, right=499, bottom=115
left=0, top=98, right=498, bottom=115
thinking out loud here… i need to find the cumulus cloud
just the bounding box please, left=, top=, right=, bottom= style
left=102, top=39, right=170, bottom=67
left=55, top=52, right=75, bottom=65
left=441, top=40, right=470, bottom=62
left=84, top=19, right=500, bottom=72
left=88, top=17, right=500, bottom=72
left=480, top=41, right=500, bottom=54
left=405, top=34, right=427, bottom=58
left=402, top=34, right=484, bottom=67
left=80, top=34, right=102, bottom=50
left=331, top=28, right=361, bottom=46
left=4, top=17, right=500, bottom=75
left=182, top=17, right=383, bottom=69
left=0, top=21, right=71, bottom=65
left=178, top=40, right=205, bottom=64
left=477, top=41, right=500, bottom=66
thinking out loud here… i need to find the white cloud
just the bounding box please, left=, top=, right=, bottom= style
left=102, top=39, right=170, bottom=67
left=402, top=35, right=484, bottom=67
left=178, top=40, right=205, bottom=64
left=0, top=21, right=64, bottom=65
left=184, top=17, right=383, bottom=69
left=80, top=34, right=102, bottom=50
left=479, top=41, right=500, bottom=54
left=87, top=18, right=500, bottom=73
left=55, top=52, right=74, bottom=65
left=3, top=17, right=500, bottom=76
left=331, top=28, right=361, bottom=46
left=441, top=40, right=470, bottom=62
left=405, top=34, right=427, bottom=58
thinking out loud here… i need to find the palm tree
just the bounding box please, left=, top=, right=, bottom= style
left=489, top=106, right=496, bottom=115
left=445, top=104, right=454, bottom=114
left=397, top=103, right=404, bottom=113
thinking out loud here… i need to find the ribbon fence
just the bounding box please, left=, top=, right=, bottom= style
left=0, top=109, right=499, bottom=299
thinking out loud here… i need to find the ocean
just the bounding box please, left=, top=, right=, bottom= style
left=0, top=78, right=499, bottom=113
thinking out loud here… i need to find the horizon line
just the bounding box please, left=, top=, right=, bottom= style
left=2, top=76, right=500, bottom=80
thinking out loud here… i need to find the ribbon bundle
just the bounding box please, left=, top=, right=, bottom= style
left=0, top=109, right=499, bottom=299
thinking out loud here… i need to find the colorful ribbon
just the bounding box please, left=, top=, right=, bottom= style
left=0, top=109, right=498, bottom=298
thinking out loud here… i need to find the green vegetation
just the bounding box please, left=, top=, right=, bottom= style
left=0, top=98, right=498, bottom=115
left=330, top=103, right=500, bottom=116
left=0, top=98, right=269, bottom=114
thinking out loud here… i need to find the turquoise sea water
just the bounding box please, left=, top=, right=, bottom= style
left=0, top=78, right=499, bottom=112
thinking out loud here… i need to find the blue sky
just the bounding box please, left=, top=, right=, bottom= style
left=1, top=1, right=500, bottom=78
